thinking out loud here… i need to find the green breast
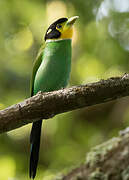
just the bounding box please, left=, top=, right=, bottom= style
left=34, top=39, right=72, bottom=94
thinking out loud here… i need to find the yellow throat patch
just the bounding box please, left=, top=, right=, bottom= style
left=56, top=22, right=73, bottom=39
left=60, top=27, right=73, bottom=39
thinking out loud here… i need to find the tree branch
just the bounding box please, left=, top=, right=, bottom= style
left=59, top=128, right=129, bottom=180
left=0, top=74, right=129, bottom=133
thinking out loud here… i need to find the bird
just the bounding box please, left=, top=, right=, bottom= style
left=29, top=16, right=79, bottom=179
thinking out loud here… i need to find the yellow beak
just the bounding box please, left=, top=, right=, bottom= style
left=66, top=16, right=79, bottom=26
left=60, top=16, right=79, bottom=39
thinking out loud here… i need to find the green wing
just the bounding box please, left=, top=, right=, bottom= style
left=30, top=43, right=45, bottom=96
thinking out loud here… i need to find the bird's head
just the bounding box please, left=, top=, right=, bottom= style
left=44, top=16, right=79, bottom=41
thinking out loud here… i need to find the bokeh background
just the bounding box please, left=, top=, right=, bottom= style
left=0, top=0, right=129, bottom=179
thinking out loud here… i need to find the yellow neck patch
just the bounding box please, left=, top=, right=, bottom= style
left=60, top=27, right=73, bottom=39
left=56, top=21, right=73, bottom=39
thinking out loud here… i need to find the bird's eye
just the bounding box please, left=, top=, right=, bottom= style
left=57, top=24, right=62, bottom=29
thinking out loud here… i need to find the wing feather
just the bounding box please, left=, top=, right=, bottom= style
left=30, top=44, right=45, bottom=96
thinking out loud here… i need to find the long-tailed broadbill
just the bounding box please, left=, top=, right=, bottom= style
left=29, top=16, right=79, bottom=179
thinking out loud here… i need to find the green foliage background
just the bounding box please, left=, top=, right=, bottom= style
left=0, top=0, right=129, bottom=179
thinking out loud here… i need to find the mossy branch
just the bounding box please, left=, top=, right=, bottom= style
left=59, top=128, right=129, bottom=180
left=0, top=74, right=129, bottom=133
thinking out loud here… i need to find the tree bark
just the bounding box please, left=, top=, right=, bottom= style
left=0, top=74, right=129, bottom=133
left=58, top=128, right=129, bottom=180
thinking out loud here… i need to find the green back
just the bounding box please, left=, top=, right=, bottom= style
left=32, top=39, right=72, bottom=95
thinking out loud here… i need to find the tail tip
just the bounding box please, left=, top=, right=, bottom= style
left=29, top=171, right=36, bottom=179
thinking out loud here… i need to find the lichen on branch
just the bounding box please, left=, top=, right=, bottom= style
left=61, top=128, right=129, bottom=180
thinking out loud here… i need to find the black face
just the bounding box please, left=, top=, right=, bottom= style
left=44, top=18, right=68, bottom=41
